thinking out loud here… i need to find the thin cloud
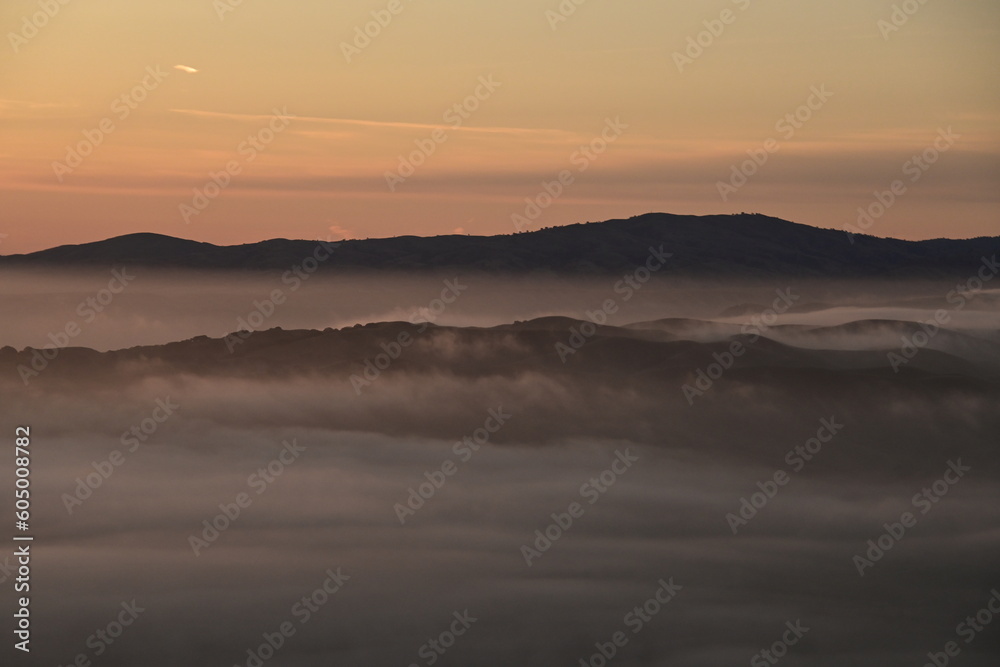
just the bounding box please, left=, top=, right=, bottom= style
left=0, top=98, right=78, bottom=118
left=167, top=108, right=576, bottom=138
left=327, top=224, right=353, bottom=240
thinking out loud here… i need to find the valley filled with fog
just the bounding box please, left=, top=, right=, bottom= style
left=1, top=268, right=998, bottom=351
left=1, top=269, right=998, bottom=665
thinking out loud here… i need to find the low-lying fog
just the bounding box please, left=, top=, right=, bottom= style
left=0, top=270, right=998, bottom=665
left=1, top=269, right=997, bottom=351
left=2, top=380, right=998, bottom=666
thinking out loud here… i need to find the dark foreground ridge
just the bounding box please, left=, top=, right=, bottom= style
left=3, top=318, right=998, bottom=475
left=2, top=213, right=997, bottom=277
left=4, top=316, right=999, bottom=386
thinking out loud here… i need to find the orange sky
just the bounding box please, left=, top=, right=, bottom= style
left=1, top=0, right=998, bottom=253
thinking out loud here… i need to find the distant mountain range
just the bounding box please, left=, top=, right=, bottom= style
left=2, top=213, right=997, bottom=277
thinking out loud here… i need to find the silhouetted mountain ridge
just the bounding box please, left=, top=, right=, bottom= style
left=2, top=213, right=996, bottom=277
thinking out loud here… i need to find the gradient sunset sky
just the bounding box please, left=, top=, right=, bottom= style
left=1, top=0, right=998, bottom=253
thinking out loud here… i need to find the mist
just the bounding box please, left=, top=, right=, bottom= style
left=1, top=268, right=996, bottom=352
left=1, top=269, right=998, bottom=665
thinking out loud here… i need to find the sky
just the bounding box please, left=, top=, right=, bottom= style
left=0, top=0, right=998, bottom=253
